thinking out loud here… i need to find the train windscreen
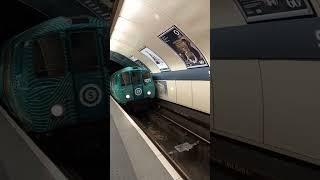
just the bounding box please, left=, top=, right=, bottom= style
left=33, top=33, right=65, bottom=77
left=142, top=71, right=151, bottom=85
left=121, top=72, right=131, bottom=86
left=70, top=31, right=98, bottom=72
left=131, top=71, right=142, bottom=85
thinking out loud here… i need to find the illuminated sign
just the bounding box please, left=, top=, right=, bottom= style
left=235, top=0, right=314, bottom=23
left=140, top=47, right=170, bottom=72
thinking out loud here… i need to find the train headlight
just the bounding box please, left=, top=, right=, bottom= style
left=147, top=91, right=151, bottom=95
left=51, top=104, right=64, bottom=117
left=126, top=94, right=130, bottom=99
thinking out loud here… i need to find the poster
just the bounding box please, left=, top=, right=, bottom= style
left=136, top=60, right=150, bottom=71
left=140, top=47, right=170, bottom=72
left=235, top=0, right=314, bottom=22
left=159, top=25, right=208, bottom=69
left=155, top=81, right=168, bottom=97
left=129, top=55, right=150, bottom=71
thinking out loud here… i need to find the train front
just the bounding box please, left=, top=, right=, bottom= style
left=1, top=16, right=109, bottom=133
left=112, top=67, right=155, bottom=105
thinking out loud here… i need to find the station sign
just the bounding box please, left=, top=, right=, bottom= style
left=155, top=81, right=168, bottom=97
left=235, top=0, right=314, bottom=23
left=159, top=25, right=208, bottom=69
left=129, top=55, right=151, bottom=71
left=140, top=47, right=170, bottom=72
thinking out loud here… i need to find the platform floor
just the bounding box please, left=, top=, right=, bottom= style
left=0, top=106, right=66, bottom=180
left=0, top=98, right=182, bottom=180
left=110, top=97, right=182, bottom=180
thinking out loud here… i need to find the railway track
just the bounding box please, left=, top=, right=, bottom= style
left=29, top=120, right=108, bottom=180
left=127, top=103, right=210, bottom=180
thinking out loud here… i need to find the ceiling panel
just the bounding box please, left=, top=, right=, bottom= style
left=110, top=45, right=133, bottom=57
left=111, top=0, right=210, bottom=73
left=110, top=39, right=135, bottom=54
left=144, top=0, right=210, bottom=63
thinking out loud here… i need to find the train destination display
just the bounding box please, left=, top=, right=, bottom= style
left=235, top=0, right=314, bottom=22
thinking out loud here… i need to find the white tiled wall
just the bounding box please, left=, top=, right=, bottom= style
left=155, top=80, right=210, bottom=114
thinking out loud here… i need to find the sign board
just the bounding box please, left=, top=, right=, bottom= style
left=235, top=0, right=314, bottom=23
left=136, top=60, right=151, bottom=71
left=129, top=55, right=150, bottom=71
left=140, top=47, right=170, bottom=72
left=155, top=81, right=168, bottom=97
left=159, top=25, right=208, bottom=69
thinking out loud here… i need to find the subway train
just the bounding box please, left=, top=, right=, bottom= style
left=0, top=16, right=109, bottom=133
left=110, top=66, right=155, bottom=104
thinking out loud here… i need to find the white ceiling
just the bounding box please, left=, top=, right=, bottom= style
left=111, top=0, right=210, bottom=73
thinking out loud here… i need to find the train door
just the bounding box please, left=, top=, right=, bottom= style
left=68, top=31, right=107, bottom=121
left=131, top=70, right=144, bottom=100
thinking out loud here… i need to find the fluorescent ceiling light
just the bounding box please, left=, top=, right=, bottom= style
left=120, top=0, right=143, bottom=19
left=154, top=13, right=160, bottom=20
left=111, top=30, right=123, bottom=41
left=114, top=16, right=131, bottom=33
left=111, top=39, right=135, bottom=50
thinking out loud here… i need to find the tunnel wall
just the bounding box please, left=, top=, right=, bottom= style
left=152, top=67, right=210, bottom=114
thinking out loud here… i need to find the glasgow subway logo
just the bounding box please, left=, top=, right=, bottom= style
left=79, top=84, right=102, bottom=107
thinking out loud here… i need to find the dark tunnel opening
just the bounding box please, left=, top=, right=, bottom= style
left=108, top=60, right=125, bottom=74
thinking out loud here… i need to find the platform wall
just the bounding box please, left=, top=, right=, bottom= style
left=154, top=80, right=210, bottom=114
left=213, top=59, right=320, bottom=166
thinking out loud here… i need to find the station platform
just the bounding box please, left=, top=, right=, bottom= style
left=0, top=106, right=67, bottom=180
left=110, top=97, right=182, bottom=180
left=0, top=98, right=182, bottom=180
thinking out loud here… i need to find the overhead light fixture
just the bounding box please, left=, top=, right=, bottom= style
left=114, top=17, right=131, bottom=33
left=120, top=0, right=143, bottom=19
left=110, top=40, right=120, bottom=51
left=154, top=14, right=160, bottom=20
left=111, top=30, right=123, bottom=41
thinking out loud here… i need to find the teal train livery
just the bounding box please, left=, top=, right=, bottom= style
left=110, top=66, right=155, bottom=104
left=0, top=16, right=109, bottom=133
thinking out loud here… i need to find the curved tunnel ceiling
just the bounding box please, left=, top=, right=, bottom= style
left=110, top=51, right=139, bottom=67
left=110, top=0, right=210, bottom=73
